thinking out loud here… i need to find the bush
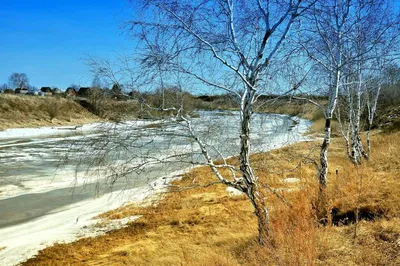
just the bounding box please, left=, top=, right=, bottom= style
left=4, top=89, right=15, bottom=94
left=42, top=99, right=61, bottom=122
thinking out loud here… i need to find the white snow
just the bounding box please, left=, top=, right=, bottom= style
left=226, top=187, right=244, bottom=196
left=0, top=185, right=22, bottom=198
left=0, top=124, right=98, bottom=139
left=0, top=120, right=157, bottom=140
left=0, top=169, right=94, bottom=200
left=282, top=177, right=301, bottom=184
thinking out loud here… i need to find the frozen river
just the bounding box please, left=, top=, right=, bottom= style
left=0, top=111, right=310, bottom=265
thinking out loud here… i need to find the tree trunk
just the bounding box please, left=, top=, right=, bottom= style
left=317, top=66, right=340, bottom=220
left=357, top=134, right=369, bottom=160
left=336, top=105, right=352, bottom=159
left=317, top=118, right=331, bottom=221
left=239, top=87, right=272, bottom=245
left=366, top=126, right=371, bottom=153
left=350, top=132, right=360, bottom=164
left=247, top=187, right=272, bottom=245
left=344, top=137, right=351, bottom=159
left=319, top=118, right=331, bottom=188
left=353, top=75, right=368, bottom=161
left=366, top=85, right=381, bottom=155
left=239, top=96, right=255, bottom=185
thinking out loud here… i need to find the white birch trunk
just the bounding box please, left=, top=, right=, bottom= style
left=319, top=69, right=340, bottom=189
left=239, top=85, right=272, bottom=245
left=366, top=85, right=381, bottom=153
left=354, top=68, right=368, bottom=161
left=319, top=118, right=331, bottom=189
left=317, top=67, right=340, bottom=221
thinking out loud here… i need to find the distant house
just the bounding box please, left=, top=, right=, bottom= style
left=65, top=87, right=77, bottom=97
left=15, top=88, right=28, bottom=94
left=77, top=87, right=91, bottom=97
left=41, top=87, right=52, bottom=93
left=40, top=87, right=53, bottom=96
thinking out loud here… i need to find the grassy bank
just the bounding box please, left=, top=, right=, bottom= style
left=0, top=91, right=334, bottom=132
left=0, top=94, right=99, bottom=130
left=23, top=131, right=400, bottom=265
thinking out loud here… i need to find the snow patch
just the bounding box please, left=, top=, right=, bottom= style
left=282, top=177, right=300, bottom=184
left=226, top=187, right=244, bottom=196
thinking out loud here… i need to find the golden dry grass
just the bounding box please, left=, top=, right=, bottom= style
left=257, top=100, right=324, bottom=121
left=22, top=132, right=400, bottom=266
left=256, top=99, right=343, bottom=136
left=307, top=118, right=340, bottom=135
left=0, top=94, right=99, bottom=130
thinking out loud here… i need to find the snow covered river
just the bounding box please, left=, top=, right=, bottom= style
left=0, top=111, right=310, bottom=265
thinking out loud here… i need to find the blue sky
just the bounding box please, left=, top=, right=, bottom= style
left=0, top=0, right=135, bottom=89
left=1, top=1, right=399, bottom=91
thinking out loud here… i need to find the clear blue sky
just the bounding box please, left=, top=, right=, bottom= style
left=0, top=0, right=135, bottom=89
left=1, top=1, right=399, bottom=91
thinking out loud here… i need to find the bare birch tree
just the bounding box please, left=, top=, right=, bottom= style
left=336, top=0, right=399, bottom=164
left=82, top=0, right=317, bottom=245
left=365, top=59, right=400, bottom=153
left=297, top=1, right=356, bottom=213
left=365, top=69, right=382, bottom=153
left=8, top=73, right=29, bottom=90
left=297, top=0, right=398, bottom=211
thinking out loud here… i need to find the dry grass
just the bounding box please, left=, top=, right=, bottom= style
left=307, top=118, right=340, bottom=135
left=256, top=99, right=344, bottom=136
left=257, top=100, right=324, bottom=120
left=22, top=132, right=400, bottom=266
left=100, top=100, right=141, bottom=121
left=0, top=94, right=99, bottom=130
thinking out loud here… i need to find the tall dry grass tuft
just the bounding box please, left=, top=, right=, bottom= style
left=326, top=132, right=400, bottom=220
left=242, top=190, right=318, bottom=266
left=315, top=132, right=400, bottom=265
left=42, top=98, right=61, bottom=122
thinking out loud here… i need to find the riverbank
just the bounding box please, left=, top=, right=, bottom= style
left=0, top=94, right=100, bottom=130
left=22, top=131, right=400, bottom=265
left=0, top=93, right=320, bottom=131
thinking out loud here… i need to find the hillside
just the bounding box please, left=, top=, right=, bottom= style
left=0, top=95, right=99, bottom=130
